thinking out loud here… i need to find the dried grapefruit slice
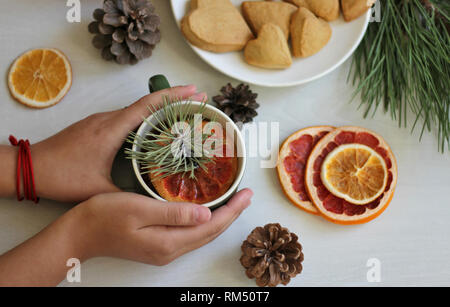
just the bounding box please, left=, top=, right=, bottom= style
left=305, top=126, right=397, bottom=225
left=8, top=48, right=72, bottom=108
left=151, top=156, right=238, bottom=204
left=277, top=126, right=335, bottom=214
left=151, top=129, right=238, bottom=204
left=321, top=143, right=388, bottom=205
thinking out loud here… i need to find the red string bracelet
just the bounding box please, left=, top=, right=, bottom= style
left=8, top=135, right=39, bottom=204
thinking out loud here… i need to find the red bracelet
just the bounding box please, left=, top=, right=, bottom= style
left=8, top=135, right=39, bottom=204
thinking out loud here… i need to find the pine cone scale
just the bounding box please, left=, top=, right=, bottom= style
left=248, top=255, right=270, bottom=279
left=103, top=13, right=126, bottom=27
left=112, top=28, right=126, bottom=43
left=268, top=263, right=280, bottom=287
left=139, top=30, right=161, bottom=45
left=110, top=41, right=126, bottom=56
left=104, top=0, right=120, bottom=14
left=99, top=22, right=115, bottom=35
left=92, top=35, right=112, bottom=49
left=88, top=22, right=100, bottom=34
left=93, top=9, right=105, bottom=21
left=144, top=15, right=160, bottom=31
left=101, top=47, right=115, bottom=61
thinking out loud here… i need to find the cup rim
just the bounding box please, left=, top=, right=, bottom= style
left=131, top=100, right=247, bottom=208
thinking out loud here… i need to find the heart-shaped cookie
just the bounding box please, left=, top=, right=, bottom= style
left=190, top=0, right=233, bottom=10
left=341, top=0, right=375, bottom=22
left=284, top=0, right=340, bottom=21
left=181, top=0, right=254, bottom=53
left=241, top=1, right=297, bottom=39
left=244, top=24, right=292, bottom=69
left=290, top=8, right=332, bottom=58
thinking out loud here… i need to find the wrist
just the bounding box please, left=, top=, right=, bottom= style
left=57, top=203, right=96, bottom=262
left=0, top=145, right=19, bottom=198
left=61, top=200, right=102, bottom=262
left=29, top=143, right=48, bottom=200
left=0, top=202, right=94, bottom=286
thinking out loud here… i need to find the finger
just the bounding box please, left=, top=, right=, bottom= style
left=134, top=199, right=212, bottom=227
left=122, top=85, right=198, bottom=130
left=168, top=189, right=253, bottom=252
left=105, top=182, right=122, bottom=193
left=191, top=92, right=208, bottom=102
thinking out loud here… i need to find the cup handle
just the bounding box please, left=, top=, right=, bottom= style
left=149, top=75, right=171, bottom=93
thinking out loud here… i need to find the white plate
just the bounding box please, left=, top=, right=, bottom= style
left=170, top=0, right=370, bottom=87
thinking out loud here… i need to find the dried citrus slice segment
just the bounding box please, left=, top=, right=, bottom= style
left=277, top=126, right=335, bottom=214
left=305, top=126, right=397, bottom=225
left=151, top=156, right=238, bottom=204
left=8, top=48, right=72, bottom=108
left=321, top=144, right=388, bottom=205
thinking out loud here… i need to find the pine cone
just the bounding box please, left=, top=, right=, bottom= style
left=88, top=0, right=161, bottom=65
left=213, top=83, right=259, bottom=124
left=240, top=223, right=304, bottom=287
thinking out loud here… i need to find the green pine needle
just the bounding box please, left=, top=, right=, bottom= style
left=349, top=0, right=450, bottom=152
left=125, top=97, right=217, bottom=180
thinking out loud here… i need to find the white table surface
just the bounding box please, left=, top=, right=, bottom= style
left=0, top=0, right=449, bottom=287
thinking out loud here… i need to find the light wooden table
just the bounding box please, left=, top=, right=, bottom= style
left=0, top=0, right=449, bottom=286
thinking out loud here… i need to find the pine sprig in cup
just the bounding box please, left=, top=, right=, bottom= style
left=125, top=97, right=218, bottom=180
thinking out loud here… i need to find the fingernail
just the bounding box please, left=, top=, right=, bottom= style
left=195, top=206, right=211, bottom=223
left=244, top=189, right=254, bottom=208
left=244, top=188, right=254, bottom=199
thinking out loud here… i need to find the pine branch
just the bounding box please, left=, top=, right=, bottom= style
left=349, top=0, right=450, bottom=152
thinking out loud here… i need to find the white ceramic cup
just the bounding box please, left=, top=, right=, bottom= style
left=131, top=101, right=247, bottom=209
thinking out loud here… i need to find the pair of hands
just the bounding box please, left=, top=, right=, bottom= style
left=19, top=85, right=253, bottom=266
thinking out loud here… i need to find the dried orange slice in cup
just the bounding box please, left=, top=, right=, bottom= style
left=8, top=48, right=72, bottom=108
left=277, top=126, right=335, bottom=214
left=305, top=126, right=398, bottom=225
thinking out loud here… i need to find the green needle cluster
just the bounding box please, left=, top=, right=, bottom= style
left=349, top=0, right=449, bottom=152
left=126, top=98, right=216, bottom=180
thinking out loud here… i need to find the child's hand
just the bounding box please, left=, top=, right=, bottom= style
left=0, top=189, right=252, bottom=286
left=31, top=85, right=206, bottom=202
left=70, top=190, right=253, bottom=265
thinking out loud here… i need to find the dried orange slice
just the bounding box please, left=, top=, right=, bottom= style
left=277, top=126, right=334, bottom=214
left=305, top=126, right=398, bottom=225
left=8, top=48, right=72, bottom=108
left=321, top=144, right=388, bottom=205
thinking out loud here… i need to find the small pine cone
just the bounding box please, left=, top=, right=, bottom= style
left=213, top=83, right=259, bottom=124
left=88, top=0, right=161, bottom=65
left=240, top=223, right=304, bottom=287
